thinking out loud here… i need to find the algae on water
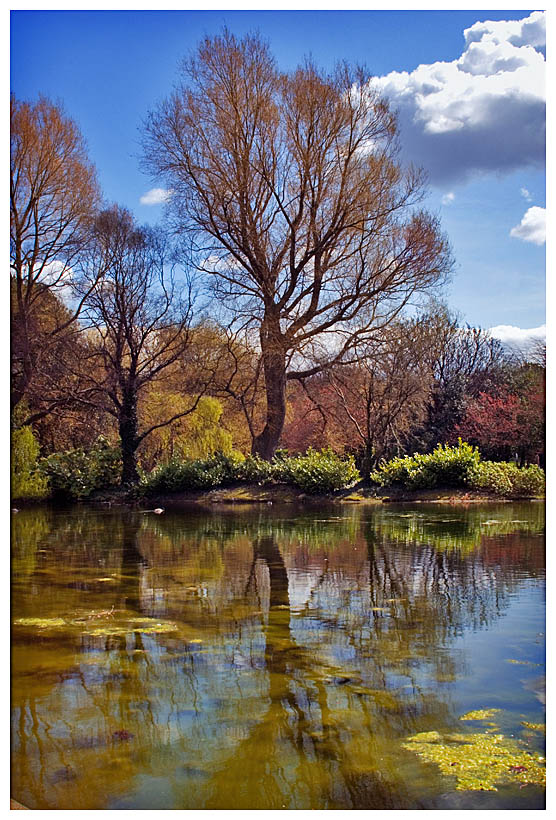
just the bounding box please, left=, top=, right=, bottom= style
left=521, top=722, right=545, bottom=734
left=403, top=721, right=545, bottom=792
left=459, top=708, right=501, bottom=721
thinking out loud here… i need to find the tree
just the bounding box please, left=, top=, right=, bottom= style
left=138, top=393, right=233, bottom=471
left=456, top=355, right=545, bottom=466
left=321, top=319, right=434, bottom=471
left=10, top=95, right=101, bottom=413
left=410, top=305, right=507, bottom=452
left=143, top=31, right=453, bottom=459
left=78, top=206, right=207, bottom=485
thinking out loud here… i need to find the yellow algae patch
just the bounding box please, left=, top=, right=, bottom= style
left=14, top=617, right=66, bottom=628
left=459, top=708, right=501, bottom=721
left=402, top=728, right=545, bottom=792
left=85, top=619, right=179, bottom=637
left=521, top=722, right=545, bottom=734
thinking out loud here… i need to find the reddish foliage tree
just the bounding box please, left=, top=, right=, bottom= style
left=454, top=375, right=544, bottom=465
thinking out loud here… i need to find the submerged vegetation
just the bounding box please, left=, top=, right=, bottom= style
left=11, top=502, right=545, bottom=809
left=403, top=711, right=546, bottom=792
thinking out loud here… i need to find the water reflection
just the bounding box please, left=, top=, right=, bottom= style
left=11, top=503, right=545, bottom=809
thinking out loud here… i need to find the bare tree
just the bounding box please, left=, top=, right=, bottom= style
left=78, top=206, right=207, bottom=485
left=143, top=31, right=453, bottom=459
left=10, top=95, right=101, bottom=414
left=322, top=320, right=434, bottom=471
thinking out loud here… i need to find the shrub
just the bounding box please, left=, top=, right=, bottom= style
left=470, top=461, right=545, bottom=498
left=40, top=436, right=121, bottom=499
left=11, top=426, right=50, bottom=501
left=141, top=447, right=360, bottom=495
left=370, top=440, right=481, bottom=490
left=234, top=454, right=274, bottom=484
left=141, top=451, right=244, bottom=494
left=511, top=464, right=546, bottom=497
left=274, top=447, right=360, bottom=494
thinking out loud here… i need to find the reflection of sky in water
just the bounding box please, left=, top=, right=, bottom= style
left=11, top=502, right=545, bottom=810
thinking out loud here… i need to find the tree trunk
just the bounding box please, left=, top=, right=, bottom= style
left=119, top=391, right=139, bottom=485
left=252, top=322, right=287, bottom=460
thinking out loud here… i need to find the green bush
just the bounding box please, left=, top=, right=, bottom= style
left=40, top=436, right=121, bottom=499
left=370, top=440, right=545, bottom=497
left=470, top=461, right=545, bottom=498
left=234, top=454, right=274, bottom=484
left=141, top=447, right=360, bottom=495
left=370, top=440, right=481, bottom=490
left=274, top=447, right=360, bottom=494
left=11, top=426, right=50, bottom=501
left=141, top=451, right=243, bottom=494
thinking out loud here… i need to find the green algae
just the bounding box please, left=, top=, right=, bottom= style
left=459, top=708, right=501, bottom=721
left=402, top=728, right=545, bottom=791
left=521, top=722, right=545, bottom=733
left=86, top=620, right=179, bottom=637
left=14, top=617, right=67, bottom=628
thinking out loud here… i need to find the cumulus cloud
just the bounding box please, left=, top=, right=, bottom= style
left=140, top=187, right=172, bottom=206
left=489, top=323, right=545, bottom=350
left=373, top=11, right=545, bottom=185
left=520, top=187, right=532, bottom=201
left=510, top=206, right=546, bottom=244
left=442, top=192, right=455, bottom=205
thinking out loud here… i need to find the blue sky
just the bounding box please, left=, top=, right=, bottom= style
left=10, top=9, right=546, bottom=345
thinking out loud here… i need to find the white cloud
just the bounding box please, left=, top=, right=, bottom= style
left=510, top=206, right=546, bottom=245
left=520, top=187, right=532, bottom=201
left=489, top=323, right=545, bottom=349
left=140, top=187, right=172, bottom=206
left=373, top=11, right=545, bottom=184
left=37, top=259, right=73, bottom=287
left=442, top=192, right=455, bottom=205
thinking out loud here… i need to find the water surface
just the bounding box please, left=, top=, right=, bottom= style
left=11, top=501, right=545, bottom=809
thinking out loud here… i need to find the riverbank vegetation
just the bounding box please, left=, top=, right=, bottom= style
left=12, top=433, right=545, bottom=503
left=11, top=34, right=545, bottom=503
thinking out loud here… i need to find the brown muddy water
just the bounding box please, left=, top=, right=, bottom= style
left=11, top=501, right=545, bottom=809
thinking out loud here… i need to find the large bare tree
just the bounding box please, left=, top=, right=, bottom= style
left=78, top=206, right=208, bottom=485
left=143, top=31, right=453, bottom=459
left=10, top=95, right=101, bottom=414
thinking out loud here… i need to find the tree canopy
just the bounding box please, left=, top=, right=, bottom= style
left=143, top=31, right=453, bottom=457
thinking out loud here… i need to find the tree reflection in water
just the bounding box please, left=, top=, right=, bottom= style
left=11, top=503, right=545, bottom=809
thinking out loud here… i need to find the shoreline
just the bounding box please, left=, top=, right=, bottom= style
left=132, top=483, right=545, bottom=510
left=13, top=483, right=545, bottom=511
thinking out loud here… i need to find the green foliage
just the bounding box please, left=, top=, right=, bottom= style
left=140, top=394, right=234, bottom=470
left=40, top=436, right=121, bottom=499
left=469, top=461, right=545, bottom=498
left=179, top=396, right=233, bottom=459
left=273, top=447, right=360, bottom=494
left=234, top=454, right=275, bottom=484
left=141, top=451, right=244, bottom=494
left=11, top=426, right=50, bottom=501
left=141, top=447, right=360, bottom=495
left=370, top=440, right=545, bottom=497
left=370, top=440, right=481, bottom=490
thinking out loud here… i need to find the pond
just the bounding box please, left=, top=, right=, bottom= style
left=11, top=501, right=545, bottom=810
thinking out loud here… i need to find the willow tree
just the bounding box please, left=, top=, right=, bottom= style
left=143, top=31, right=453, bottom=459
